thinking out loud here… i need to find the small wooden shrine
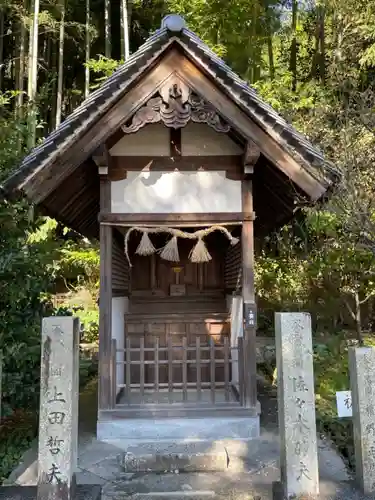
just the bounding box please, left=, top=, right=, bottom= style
left=3, top=14, right=338, bottom=440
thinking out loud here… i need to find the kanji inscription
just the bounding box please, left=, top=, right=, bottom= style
left=37, top=317, right=80, bottom=500
left=349, top=346, right=375, bottom=494
left=275, top=312, right=319, bottom=498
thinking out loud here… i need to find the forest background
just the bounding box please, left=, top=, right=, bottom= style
left=1, top=0, right=375, bottom=481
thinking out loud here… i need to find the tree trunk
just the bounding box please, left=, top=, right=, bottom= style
left=45, top=35, right=52, bottom=132
left=16, top=3, right=26, bottom=118
left=290, top=0, right=298, bottom=91
left=120, top=0, right=130, bottom=60
left=27, top=0, right=40, bottom=149
left=249, top=4, right=259, bottom=84
left=27, top=0, right=34, bottom=96
left=319, top=6, right=326, bottom=84
left=253, top=46, right=262, bottom=83
left=354, top=291, right=363, bottom=345
left=104, top=0, right=111, bottom=58
left=311, top=5, right=325, bottom=82
left=50, top=37, right=57, bottom=130
left=311, top=13, right=319, bottom=80
left=55, top=0, right=65, bottom=127
left=0, top=8, right=4, bottom=90
left=85, top=0, right=90, bottom=99
left=122, top=0, right=130, bottom=60
left=120, top=0, right=124, bottom=60
left=267, top=34, right=274, bottom=80
left=333, top=12, right=343, bottom=64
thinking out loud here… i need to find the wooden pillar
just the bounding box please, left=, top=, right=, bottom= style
left=98, top=176, right=113, bottom=410
left=241, top=178, right=257, bottom=408
left=150, top=254, right=157, bottom=290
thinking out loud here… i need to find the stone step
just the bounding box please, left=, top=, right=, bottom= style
left=124, top=492, right=262, bottom=500
left=111, top=436, right=278, bottom=474
left=129, top=493, right=261, bottom=500
left=130, top=491, right=217, bottom=499
left=117, top=441, right=231, bottom=473
left=120, top=450, right=228, bottom=473
left=105, top=476, right=267, bottom=500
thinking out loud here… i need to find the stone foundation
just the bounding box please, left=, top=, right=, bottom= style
left=97, top=415, right=260, bottom=443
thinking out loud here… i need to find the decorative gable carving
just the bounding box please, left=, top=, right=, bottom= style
left=122, top=79, right=230, bottom=134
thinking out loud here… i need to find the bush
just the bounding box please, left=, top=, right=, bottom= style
left=0, top=357, right=98, bottom=483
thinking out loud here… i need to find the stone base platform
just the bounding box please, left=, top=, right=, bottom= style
left=97, top=414, right=260, bottom=473
left=97, top=415, right=260, bottom=442
left=0, top=485, right=102, bottom=499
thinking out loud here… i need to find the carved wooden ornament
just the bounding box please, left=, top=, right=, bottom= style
left=122, top=79, right=230, bottom=134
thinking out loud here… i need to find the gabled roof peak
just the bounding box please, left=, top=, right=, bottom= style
left=1, top=18, right=340, bottom=238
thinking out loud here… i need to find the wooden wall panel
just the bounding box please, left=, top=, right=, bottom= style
left=224, top=242, right=242, bottom=292
left=112, top=237, right=130, bottom=295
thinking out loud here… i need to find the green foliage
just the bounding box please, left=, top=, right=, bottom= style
left=0, top=359, right=98, bottom=483
left=0, top=410, right=38, bottom=484
left=86, top=57, right=123, bottom=89
left=3, top=0, right=375, bottom=474
left=0, top=101, right=99, bottom=419
left=58, top=242, right=100, bottom=289
left=313, top=335, right=354, bottom=467
left=0, top=200, right=61, bottom=416
left=56, top=241, right=100, bottom=343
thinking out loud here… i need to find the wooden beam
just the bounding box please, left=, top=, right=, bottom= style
left=108, top=155, right=243, bottom=180
left=92, top=144, right=107, bottom=168
left=170, top=128, right=181, bottom=156
left=241, top=179, right=257, bottom=409
left=243, top=140, right=261, bottom=175
left=24, top=50, right=180, bottom=203
left=93, top=143, right=115, bottom=177
left=98, top=223, right=113, bottom=410
left=100, top=178, right=111, bottom=213
left=98, top=212, right=254, bottom=224
left=173, top=53, right=327, bottom=200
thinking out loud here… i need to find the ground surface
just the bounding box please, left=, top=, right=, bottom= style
left=5, top=377, right=371, bottom=499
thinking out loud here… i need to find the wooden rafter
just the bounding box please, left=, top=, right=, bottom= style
left=92, top=144, right=113, bottom=175
left=243, top=140, right=260, bottom=175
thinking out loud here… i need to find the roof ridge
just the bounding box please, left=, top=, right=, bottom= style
left=4, top=17, right=340, bottom=200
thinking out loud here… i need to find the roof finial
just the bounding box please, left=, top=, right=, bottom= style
left=161, top=14, right=186, bottom=33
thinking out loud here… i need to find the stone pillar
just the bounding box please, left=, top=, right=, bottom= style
left=275, top=312, right=319, bottom=499
left=37, top=316, right=80, bottom=500
left=349, top=346, right=375, bottom=494
left=0, top=350, right=2, bottom=423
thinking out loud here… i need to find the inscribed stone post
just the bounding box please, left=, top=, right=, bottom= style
left=37, top=317, right=80, bottom=500
left=0, top=350, right=2, bottom=423
left=275, top=312, right=319, bottom=499
left=349, top=346, right=375, bottom=494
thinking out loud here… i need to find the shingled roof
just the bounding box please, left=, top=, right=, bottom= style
left=2, top=14, right=340, bottom=237
left=5, top=14, right=339, bottom=193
